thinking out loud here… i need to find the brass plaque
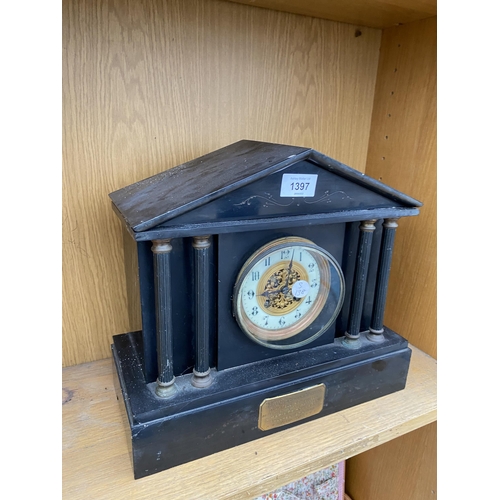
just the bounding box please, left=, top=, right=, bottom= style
left=258, top=384, right=326, bottom=431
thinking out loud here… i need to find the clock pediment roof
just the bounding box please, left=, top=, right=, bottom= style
left=109, top=140, right=422, bottom=233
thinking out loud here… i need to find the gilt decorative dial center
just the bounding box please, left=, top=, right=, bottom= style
left=241, top=249, right=320, bottom=330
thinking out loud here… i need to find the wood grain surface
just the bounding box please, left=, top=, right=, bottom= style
left=347, top=422, right=437, bottom=500
left=346, top=16, right=437, bottom=500
left=364, top=16, right=437, bottom=359
left=62, top=344, right=436, bottom=500
left=225, top=0, right=437, bottom=29
left=62, top=0, right=382, bottom=367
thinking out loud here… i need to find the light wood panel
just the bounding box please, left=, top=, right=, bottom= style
left=226, top=0, right=437, bottom=29
left=346, top=16, right=437, bottom=500
left=62, top=345, right=436, bottom=499
left=347, top=423, right=437, bottom=500
left=62, top=0, right=382, bottom=367
left=364, top=16, right=437, bottom=359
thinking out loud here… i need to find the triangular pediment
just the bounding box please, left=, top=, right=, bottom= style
left=156, top=159, right=409, bottom=228
left=109, top=140, right=421, bottom=233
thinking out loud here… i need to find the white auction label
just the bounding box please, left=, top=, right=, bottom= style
left=292, top=280, right=310, bottom=298
left=280, top=173, right=318, bottom=197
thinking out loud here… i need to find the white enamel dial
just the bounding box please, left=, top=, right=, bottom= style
left=233, top=237, right=345, bottom=349
left=239, top=246, right=320, bottom=331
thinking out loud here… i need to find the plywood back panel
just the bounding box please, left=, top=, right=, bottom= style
left=62, top=0, right=381, bottom=366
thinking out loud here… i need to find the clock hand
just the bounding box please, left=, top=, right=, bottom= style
left=257, top=251, right=296, bottom=304
left=282, top=250, right=295, bottom=293
left=288, top=250, right=295, bottom=271
left=257, top=290, right=279, bottom=298
left=257, top=289, right=282, bottom=309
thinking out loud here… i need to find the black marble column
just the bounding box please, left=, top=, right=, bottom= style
left=152, top=239, right=176, bottom=398
left=191, top=235, right=213, bottom=388
left=344, top=219, right=377, bottom=346
left=368, top=218, right=399, bottom=342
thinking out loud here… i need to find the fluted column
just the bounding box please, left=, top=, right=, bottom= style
left=152, top=239, right=176, bottom=398
left=191, top=235, right=213, bottom=388
left=344, top=219, right=377, bottom=347
left=368, top=218, right=399, bottom=342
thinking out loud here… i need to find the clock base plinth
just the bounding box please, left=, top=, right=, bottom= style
left=111, top=328, right=411, bottom=479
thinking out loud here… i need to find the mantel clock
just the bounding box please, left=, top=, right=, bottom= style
left=109, top=140, right=422, bottom=479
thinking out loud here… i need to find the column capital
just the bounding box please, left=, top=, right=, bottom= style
left=360, top=219, right=377, bottom=232
left=152, top=239, right=172, bottom=254
left=383, top=218, right=399, bottom=229
left=192, top=235, right=211, bottom=249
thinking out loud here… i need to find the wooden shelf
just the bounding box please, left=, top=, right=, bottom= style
left=62, top=344, right=436, bottom=499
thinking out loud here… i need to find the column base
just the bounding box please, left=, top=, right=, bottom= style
left=155, top=379, right=177, bottom=398
left=191, top=369, right=213, bottom=388
left=342, top=334, right=361, bottom=349
left=367, top=328, right=385, bottom=343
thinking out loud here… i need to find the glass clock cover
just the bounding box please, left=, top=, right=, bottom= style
left=233, top=237, right=345, bottom=349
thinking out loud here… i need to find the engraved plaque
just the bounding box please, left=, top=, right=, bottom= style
left=258, top=384, right=326, bottom=431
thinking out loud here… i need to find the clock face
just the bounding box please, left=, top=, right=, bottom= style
left=233, top=237, right=345, bottom=349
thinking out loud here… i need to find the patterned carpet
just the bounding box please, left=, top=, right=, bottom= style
left=255, top=461, right=345, bottom=500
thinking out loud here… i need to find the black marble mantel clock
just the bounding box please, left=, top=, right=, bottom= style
left=109, top=140, right=422, bottom=479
